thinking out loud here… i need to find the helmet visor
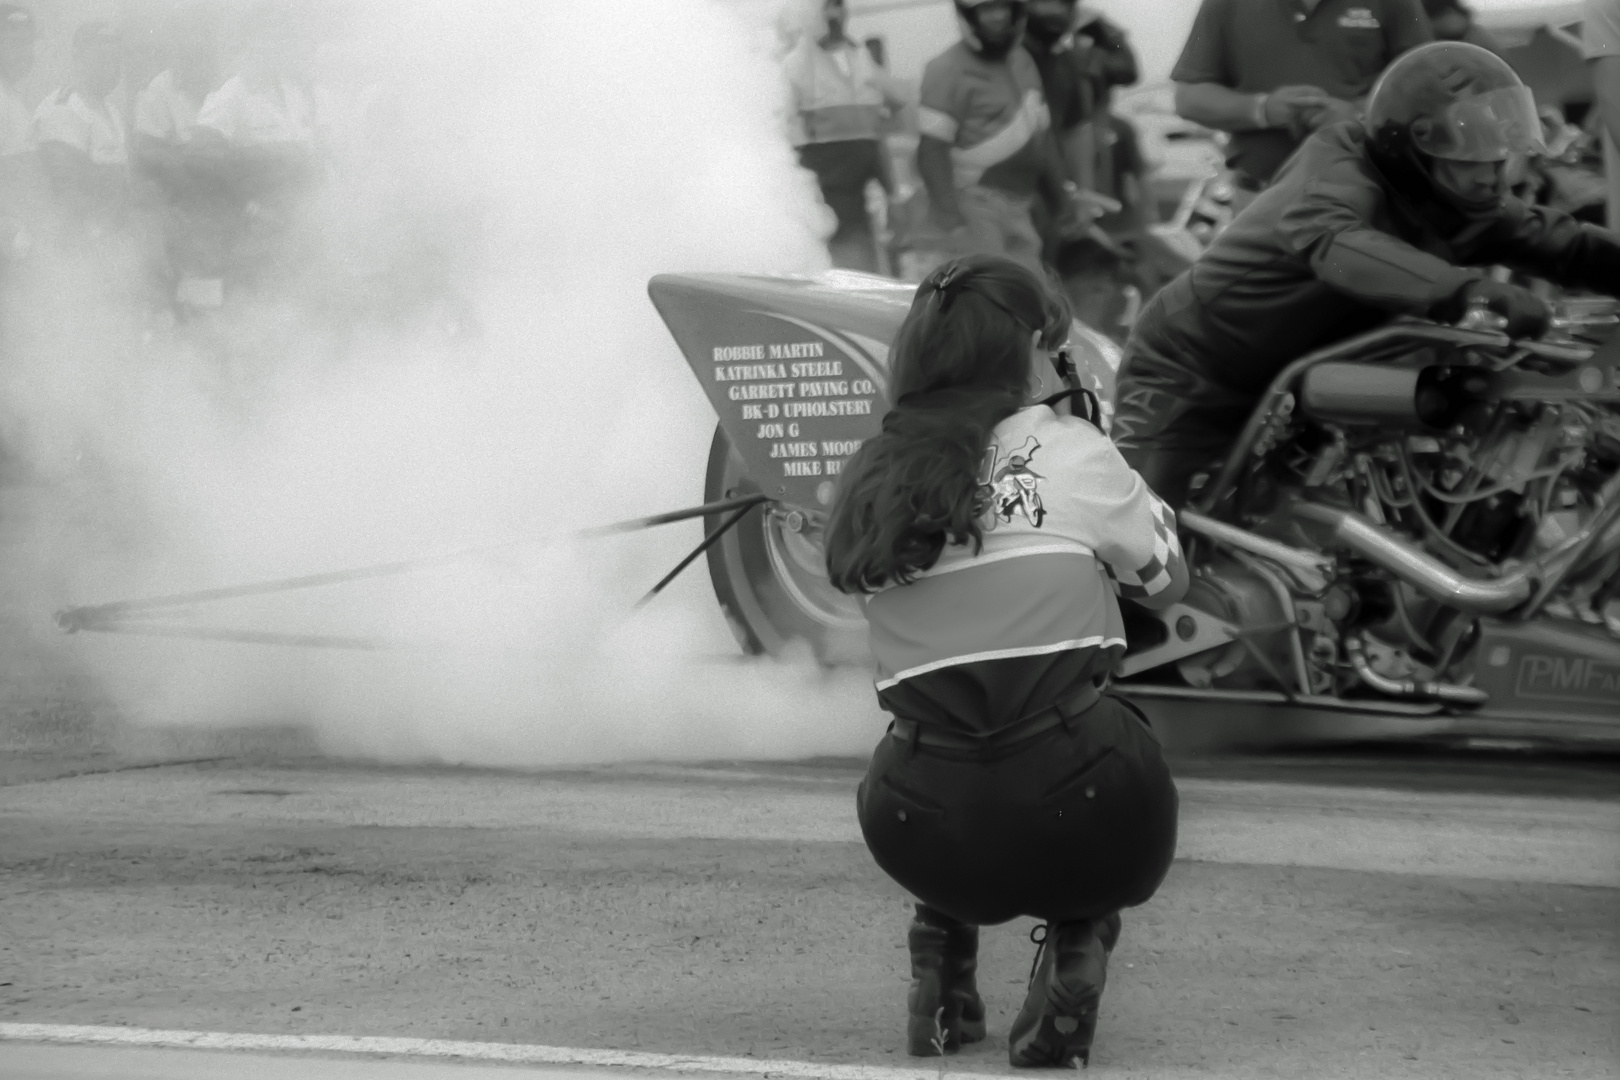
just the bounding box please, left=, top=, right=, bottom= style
left=1412, top=84, right=1546, bottom=162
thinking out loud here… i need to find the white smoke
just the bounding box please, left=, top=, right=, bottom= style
left=3, top=0, right=889, bottom=765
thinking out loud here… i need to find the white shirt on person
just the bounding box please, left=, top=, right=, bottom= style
left=133, top=69, right=204, bottom=145
left=32, top=87, right=127, bottom=165
left=196, top=75, right=313, bottom=147
left=0, top=81, right=31, bottom=157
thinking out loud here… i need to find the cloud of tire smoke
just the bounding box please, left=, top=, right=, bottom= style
left=4, top=0, right=891, bottom=764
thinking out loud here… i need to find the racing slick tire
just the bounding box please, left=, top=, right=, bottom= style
left=703, top=425, right=868, bottom=665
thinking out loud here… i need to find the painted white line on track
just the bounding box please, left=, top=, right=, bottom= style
left=0, top=1025, right=981, bottom=1080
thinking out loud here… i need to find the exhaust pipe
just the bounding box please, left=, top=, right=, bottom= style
left=1291, top=502, right=1533, bottom=614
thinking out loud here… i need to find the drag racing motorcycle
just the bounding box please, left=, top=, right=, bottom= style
left=651, top=271, right=1620, bottom=743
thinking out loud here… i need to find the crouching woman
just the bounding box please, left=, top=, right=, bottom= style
left=824, top=254, right=1187, bottom=1068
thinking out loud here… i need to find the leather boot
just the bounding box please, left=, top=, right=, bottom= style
left=906, top=904, right=983, bottom=1055
left=945, top=917, right=987, bottom=1045
left=1007, top=918, right=1111, bottom=1068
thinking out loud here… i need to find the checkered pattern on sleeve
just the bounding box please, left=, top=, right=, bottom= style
left=1109, top=493, right=1182, bottom=600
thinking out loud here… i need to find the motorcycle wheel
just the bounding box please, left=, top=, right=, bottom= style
left=703, top=424, right=868, bottom=664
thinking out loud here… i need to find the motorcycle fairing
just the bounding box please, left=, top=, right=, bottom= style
left=650, top=270, right=1121, bottom=510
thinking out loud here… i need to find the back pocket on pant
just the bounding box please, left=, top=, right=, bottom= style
left=872, top=774, right=947, bottom=822
left=1036, top=746, right=1116, bottom=804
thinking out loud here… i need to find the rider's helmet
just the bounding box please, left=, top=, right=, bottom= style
left=1365, top=42, right=1545, bottom=210
left=1023, top=0, right=1077, bottom=48
left=955, top=0, right=1028, bottom=60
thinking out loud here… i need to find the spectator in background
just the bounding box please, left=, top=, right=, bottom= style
left=1023, top=0, right=1093, bottom=189
left=33, top=21, right=127, bottom=241
left=190, top=2, right=322, bottom=289
left=1073, top=6, right=1140, bottom=206
left=786, top=0, right=909, bottom=273
left=132, top=5, right=220, bottom=177
left=132, top=3, right=225, bottom=312
left=1585, top=0, right=1620, bottom=229
left=1422, top=0, right=1505, bottom=54
left=194, top=3, right=320, bottom=199
left=918, top=0, right=1068, bottom=273
left=1171, top=0, right=1432, bottom=195
left=0, top=3, right=38, bottom=259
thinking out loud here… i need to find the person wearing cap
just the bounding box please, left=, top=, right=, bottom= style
left=33, top=20, right=128, bottom=240
left=1585, top=0, right=1620, bottom=229
left=1170, top=0, right=1432, bottom=195
left=1114, top=42, right=1620, bottom=509
left=785, top=0, right=910, bottom=272
left=0, top=3, right=39, bottom=259
left=917, top=0, right=1071, bottom=273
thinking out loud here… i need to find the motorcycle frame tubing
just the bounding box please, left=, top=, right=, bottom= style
left=1195, top=321, right=1593, bottom=519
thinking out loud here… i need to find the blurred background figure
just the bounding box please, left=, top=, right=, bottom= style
left=132, top=1, right=226, bottom=314
left=32, top=19, right=127, bottom=243
left=1073, top=5, right=1140, bottom=217
left=0, top=2, right=37, bottom=262
left=1022, top=0, right=1094, bottom=195
left=1587, top=0, right=1620, bottom=229
left=1171, top=0, right=1432, bottom=198
left=195, top=2, right=317, bottom=174
left=192, top=1, right=322, bottom=294
left=133, top=3, right=220, bottom=171
left=1421, top=0, right=1505, bottom=54
left=916, top=0, right=1064, bottom=274
left=785, top=0, right=909, bottom=273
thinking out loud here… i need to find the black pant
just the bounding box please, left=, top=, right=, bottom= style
left=1111, top=336, right=1255, bottom=509
left=856, top=694, right=1178, bottom=927
left=798, top=140, right=884, bottom=273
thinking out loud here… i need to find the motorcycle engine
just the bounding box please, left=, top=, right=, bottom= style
left=1168, top=317, right=1620, bottom=699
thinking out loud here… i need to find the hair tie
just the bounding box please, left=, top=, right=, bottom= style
left=932, top=264, right=967, bottom=312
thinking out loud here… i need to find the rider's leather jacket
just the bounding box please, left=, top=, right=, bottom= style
left=1130, top=121, right=1620, bottom=395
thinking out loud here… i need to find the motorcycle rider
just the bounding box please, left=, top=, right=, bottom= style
left=1114, top=42, right=1620, bottom=509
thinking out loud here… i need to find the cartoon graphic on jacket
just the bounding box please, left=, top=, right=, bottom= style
left=862, top=404, right=1187, bottom=736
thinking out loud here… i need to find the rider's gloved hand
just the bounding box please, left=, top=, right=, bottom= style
left=1459, top=279, right=1552, bottom=339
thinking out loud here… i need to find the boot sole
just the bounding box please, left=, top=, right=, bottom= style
left=1007, top=977, right=1102, bottom=1068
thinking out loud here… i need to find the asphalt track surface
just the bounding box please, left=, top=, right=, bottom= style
left=2, top=752, right=1617, bottom=1080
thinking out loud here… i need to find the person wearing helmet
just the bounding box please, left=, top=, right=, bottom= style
left=916, top=0, right=1070, bottom=273
left=1113, top=42, right=1620, bottom=510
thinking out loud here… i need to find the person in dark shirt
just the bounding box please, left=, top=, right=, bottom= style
left=1023, top=0, right=1093, bottom=176
left=1113, top=43, right=1620, bottom=509
left=1172, top=0, right=1433, bottom=192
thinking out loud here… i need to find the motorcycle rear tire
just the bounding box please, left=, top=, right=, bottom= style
left=703, top=424, right=868, bottom=665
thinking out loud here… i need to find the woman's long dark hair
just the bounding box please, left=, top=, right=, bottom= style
left=824, top=255, right=1072, bottom=593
